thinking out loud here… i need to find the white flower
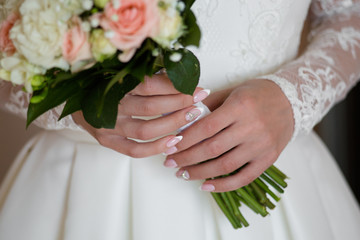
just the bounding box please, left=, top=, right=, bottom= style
left=90, top=29, right=117, bottom=62
left=60, top=0, right=93, bottom=15
left=10, top=0, right=70, bottom=70
left=152, top=0, right=184, bottom=48
left=0, top=53, right=46, bottom=92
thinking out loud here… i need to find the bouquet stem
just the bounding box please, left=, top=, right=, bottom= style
left=212, top=164, right=288, bottom=229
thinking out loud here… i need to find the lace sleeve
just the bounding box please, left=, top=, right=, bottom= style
left=0, top=80, right=81, bottom=131
left=261, top=0, right=360, bottom=139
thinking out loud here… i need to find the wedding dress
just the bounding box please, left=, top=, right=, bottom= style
left=1, top=0, right=360, bottom=239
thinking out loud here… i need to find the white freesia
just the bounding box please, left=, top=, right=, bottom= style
left=0, top=54, right=46, bottom=92
left=153, top=0, right=184, bottom=48
left=10, top=0, right=70, bottom=70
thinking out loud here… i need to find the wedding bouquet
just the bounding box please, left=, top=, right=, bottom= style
left=0, top=0, right=201, bottom=128
left=0, top=0, right=288, bottom=229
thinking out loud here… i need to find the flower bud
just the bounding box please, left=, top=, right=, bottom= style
left=94, top=0, right=110, bottom=9
left=90, top=29, right=117, bottom=62
left=30, top=75, right=46, bottom=87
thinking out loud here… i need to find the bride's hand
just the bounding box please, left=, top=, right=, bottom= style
left=72, top=73, right=210, bottom=158
left=165, top=79, right=294, bottom=192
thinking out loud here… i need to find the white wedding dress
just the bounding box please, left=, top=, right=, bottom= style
left=1, top=0, right=360, bottom=239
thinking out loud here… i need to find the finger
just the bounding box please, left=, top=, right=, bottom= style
left=116, top=106, right=205, bottom=140
left=168, top=124, right=243, bottom=167
left=175, top=104, right=234, bottom=152
left=97, top=134, right=182, bottom=158
left=173, top=142, right=259, bottom=180
left=130, top=74, right=181, bottom=96
left=199, top=155, right=274, bottom=192
left=119, top=91, right=208, bottom=116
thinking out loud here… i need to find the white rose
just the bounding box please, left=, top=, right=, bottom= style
left=153, top=0, right=184, bottom=48
left=10, top=0, right=70, bottom=70
left=0, top=53, right=46, bottom=92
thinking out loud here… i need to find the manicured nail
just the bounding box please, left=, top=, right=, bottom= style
left=166, top=136, right=183, bottom=148
left=200, top=184, right=215, bottom=192
left=194, top=89, right=211, bottom=103
left=164, top=146, right=178, bottom=155
left=176, top=169, right=190, bottom=180
left=185, top=107, right=204, bottom=122
left=164, top=159, right=178, bottom=168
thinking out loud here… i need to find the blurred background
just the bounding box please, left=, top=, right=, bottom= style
left=1, top=85, right=360, bottom=205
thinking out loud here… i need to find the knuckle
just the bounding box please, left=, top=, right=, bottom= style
left=127, top=146, right=143, bottom=158
left=134, top=125, right=152, bottom=140
left=219, top=158, right=238, bottom=174
left=208, top=140, right=224, bottom=157
left=221, top=180, right=241, bottom=192
left=202, top=120, right=218, bottom=134
left=139, top=101, right=155, bottom=115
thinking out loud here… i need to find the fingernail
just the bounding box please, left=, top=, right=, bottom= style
left=164, top=159, right=178, bottom=168
left=164, top=146, right=178, bottom=155
left=166, top=136, right=183, bottom=148
left=176, top=169, right=190, bottom=180
left=185, top=107, right=204, bottom=122
left=194, top=89, right=211, bottom=103
left=200, top=184, right=215, bottom=192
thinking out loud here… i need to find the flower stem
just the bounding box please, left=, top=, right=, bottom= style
left=254, top=178, right=280, bottom=202
left=265, top=168, right=287, bottom=188
left=236, top=188, right=268, bottom=217
left=211, top=193, right=240, bottom=229
left=269, top=165, right=287, bottom=179
left=261, top=173, right=284, bottom=193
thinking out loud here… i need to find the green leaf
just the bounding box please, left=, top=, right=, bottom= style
left=182, top=0, right=196, bottom=10
left=180, top=10, right=201, bottom=47
left=59, top=91, right=86, bottom=120
left=82, top=75, right=141, bottom=129
left=164, top=49, right=200, bottom=95
left=27, top=79, right=80, bottom=127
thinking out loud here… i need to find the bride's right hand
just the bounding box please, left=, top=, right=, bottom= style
left=72, top=73, right=210, bottom=158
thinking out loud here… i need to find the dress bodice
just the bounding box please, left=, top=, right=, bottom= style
left=191, top=0, right=311, bottom=91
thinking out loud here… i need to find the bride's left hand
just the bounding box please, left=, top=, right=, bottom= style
left=165, top=79, right=294, bottom=192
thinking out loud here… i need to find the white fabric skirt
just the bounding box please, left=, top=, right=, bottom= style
left=0, top=130, right=359, bottom=240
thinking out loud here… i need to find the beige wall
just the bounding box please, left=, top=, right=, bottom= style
left=0, top=110, right=40, bottom=183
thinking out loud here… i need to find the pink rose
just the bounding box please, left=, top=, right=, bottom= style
left=100, top=0, right=159, bottom=58
left=62, top=17, right=93, bottom=66
left=0, top=12, right=20, bottom=57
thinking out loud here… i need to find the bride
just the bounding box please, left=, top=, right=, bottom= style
left=1, top=0, right=360, bottom=239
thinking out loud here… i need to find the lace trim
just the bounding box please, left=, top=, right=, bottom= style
left=3, top=85, right=81, bottom=131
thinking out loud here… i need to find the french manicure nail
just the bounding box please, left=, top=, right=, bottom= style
left=185, top=107, right=204, bottom=122
left=194, top=89, right=211, bottom=103
left=164, top=146, right=178, bottom=155
left=164, top=159, right=178, bottom=168
left=166, top=136, right=183, bottom=148
left=200, top=184, right=215, bottom=192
